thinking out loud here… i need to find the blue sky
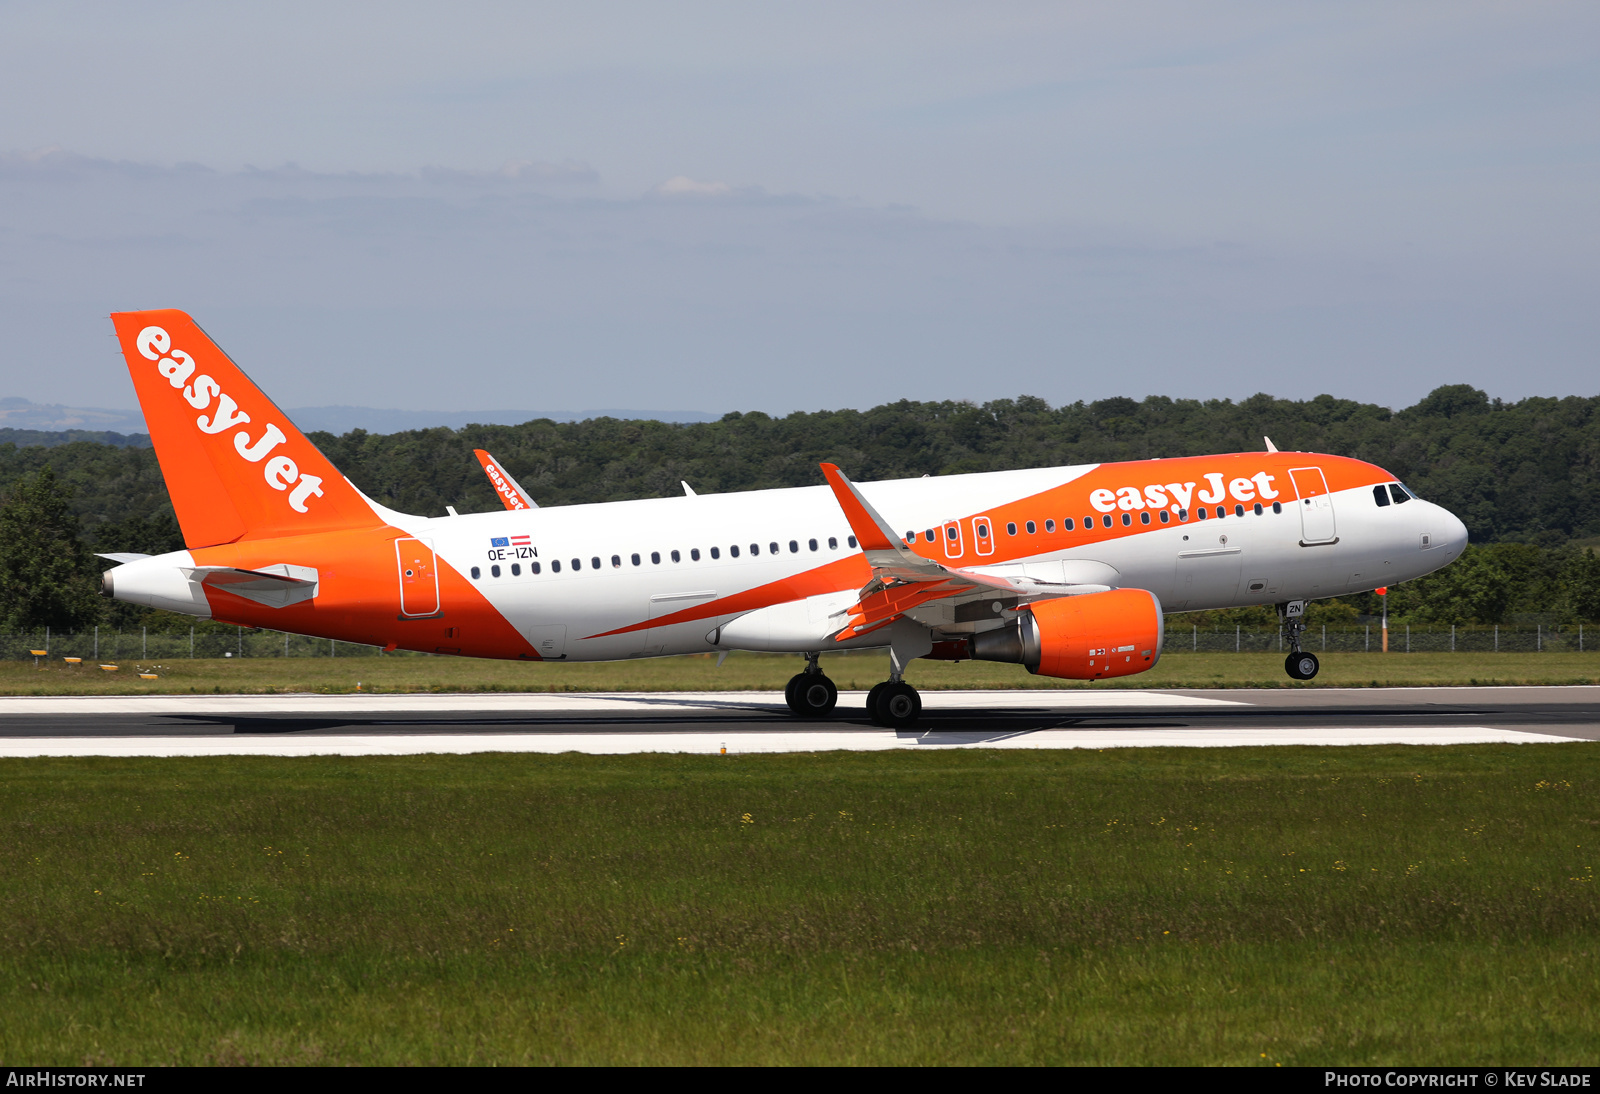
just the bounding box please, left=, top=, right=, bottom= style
left=1, top=1, right=1596, bottom=416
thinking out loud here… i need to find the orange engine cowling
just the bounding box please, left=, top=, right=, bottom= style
left=968, top=588, right=1164, bottom=680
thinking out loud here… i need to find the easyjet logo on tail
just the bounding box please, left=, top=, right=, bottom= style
left=135, top=326, right=324, bottom=514
left=1089, top=472, right=1281, bottom=514
left=483, top=461, right=529, bottom=511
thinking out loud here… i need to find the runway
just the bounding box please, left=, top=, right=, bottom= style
left=0, top=686, right=1596, bottom=756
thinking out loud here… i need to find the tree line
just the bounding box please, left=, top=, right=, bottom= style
left=2, top=385, right=1599, bottom=631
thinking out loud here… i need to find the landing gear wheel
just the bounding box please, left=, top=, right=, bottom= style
left=873, top=681, right=922, bottom=728
left=1285, top=651, right=1320, bottom=680
left=865, top=681, right=889, bottom=725
left=788, top=673, right=837, bottom=717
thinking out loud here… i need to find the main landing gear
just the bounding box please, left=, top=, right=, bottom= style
left=783, top=649, right=925, bottom=728
left=865, top=679, right=921, bottom=728
left=784, top=652, right=838, bottom=717
left=1280, top=600, right=1320, bottom=681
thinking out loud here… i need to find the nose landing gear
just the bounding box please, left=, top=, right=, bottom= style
left=1280, top=600, right=1320, bottom=680
left=784, top=652, right=838, bottom=717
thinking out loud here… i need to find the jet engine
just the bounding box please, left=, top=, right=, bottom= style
left=963, top=588, right=1163, bottom=680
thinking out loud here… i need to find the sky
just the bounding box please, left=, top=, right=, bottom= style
left=1, top=1, right=1597, bottom=419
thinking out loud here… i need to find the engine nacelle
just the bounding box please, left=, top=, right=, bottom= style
left=967, top=588, right=1164, bottom=680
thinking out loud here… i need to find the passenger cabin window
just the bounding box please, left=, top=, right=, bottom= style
left=511, top=563, right=521, bottom=576
left=611, top=555, right=621, bottom=568
left=1121, top=513, right=1131, bottom=526
left=591, top=556, right=601, bottom=569
left=924, top=530, right=935, bottom=542
left=771, top=542, right=780, bottom=554
left=1006, top=522, right=1017, bottom=535
left=571, top=558, right=581, bottom=571
left=1196, top=508, right=1207, bottom=521
left=1101, top=515, right=1113, bottom=528
left=631, top=553, right=641, bottom=566
left=690, top=548, right=700, bottom=561
left=1062, top=518, right=1073, bottom=531
left=491, top=564, right=501, bottom=577
left=1045, top=520, right=1055, bottom=533
left=829, top=537, right=838, bottom=549
left=651, top=551, right=661, bottom=564
left=1139, top=512, right=1150, bottom=525
left=1178, top=509, right=1188, bottom=521
left=750, top=543, right=760, bottom=555
left=1272, top=502, right=1282, bottom=514
left=847, top=535, right=858, bottom=548
left=1253, top=503, right=1263, bottom=515
left=471, top=566, right=481, bottom=579
left=552, top=559, right=562, bottom=572
left=710, top=546, right=720, bottom=559
left=1025, top=521, right=1036, bottom=534
left=789, top=540, right=799, bottom=554
left=1159, top=511, right=1170, bottom=523
left=977, top=523, right=990, bottom=539
left=808, top=538, right=818, bottom=551
left=531, top=561, right=541, bottom=574
left=946, top=527, right=958, bottom=541
left=671, top=550, right=681, bottom=563
left=730, top=545, right=740, bottom=558
left=1234, top=504, right=1244, bottom=517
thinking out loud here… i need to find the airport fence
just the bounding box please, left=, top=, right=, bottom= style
left=1163, top=623, right=1594, bottom=654
left=1, top=624, right=1595, bottom=660
left=0, top=627, right=400, bottom=662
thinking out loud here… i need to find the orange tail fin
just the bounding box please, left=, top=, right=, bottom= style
left=110, top=309, right=379, bottom=548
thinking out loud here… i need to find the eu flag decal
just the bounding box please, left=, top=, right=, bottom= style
left=490, top=537, right=510, bottom=548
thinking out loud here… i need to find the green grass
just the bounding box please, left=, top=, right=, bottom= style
left=4, top=650, right=1600, bottom=696
left=2, top=748, right=1597, bottom=1064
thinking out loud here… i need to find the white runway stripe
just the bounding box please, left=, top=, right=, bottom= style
left=0, top=726, right=1579, bottom=758
left=0, top=689, right=1248, bottom=717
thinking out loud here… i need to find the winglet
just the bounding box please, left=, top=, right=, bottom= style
left=474, top=450, right=537, bottom=510
left=1264, top=435, right=1279, bottom=453
left=819, top=463, right=901, bottom=551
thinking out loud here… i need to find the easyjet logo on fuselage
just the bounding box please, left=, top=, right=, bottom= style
left=135, top=326, right=324, bottom=514
left=1089, top=471, right=1281, bottom=514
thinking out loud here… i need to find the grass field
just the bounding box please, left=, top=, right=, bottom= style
left=4, top=649, right=1599, bottom=696
left=2, top=747, right=1597, bottom=1065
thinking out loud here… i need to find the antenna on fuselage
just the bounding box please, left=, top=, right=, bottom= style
left=682, top=481, right=697, bottom=497
left=1264, top=436, right=1279, bottom=453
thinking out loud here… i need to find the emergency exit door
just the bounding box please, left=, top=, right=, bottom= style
left=396, top=538, right=441, bottom=616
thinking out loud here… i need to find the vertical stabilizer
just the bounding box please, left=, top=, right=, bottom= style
left=110, top=310, right=379, bottom=548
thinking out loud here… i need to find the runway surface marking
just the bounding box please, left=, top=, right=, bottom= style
left=0, top=690, right=1245, bottom=716
left=0, top=726, right=1574, bottom=757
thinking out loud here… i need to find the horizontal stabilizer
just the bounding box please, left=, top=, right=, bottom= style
left=183, top=563, right=319, bottom=609
left=96, top=552, right=152, bottom=564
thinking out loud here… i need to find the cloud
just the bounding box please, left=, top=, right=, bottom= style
left=651, top=175, right=734, bottom=198
left=0, top=149, right=1594, bottom=419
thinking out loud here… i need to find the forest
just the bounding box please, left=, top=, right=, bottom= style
left=2, top=384, right=1598, bottom=630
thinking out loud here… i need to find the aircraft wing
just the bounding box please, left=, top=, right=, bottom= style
left=819, top=463, right=1109, bottom=640
left=474, top=449, right=538, bottom=511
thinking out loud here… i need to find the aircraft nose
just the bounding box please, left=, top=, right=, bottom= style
left=1436, top=504, right=1468, bottom=556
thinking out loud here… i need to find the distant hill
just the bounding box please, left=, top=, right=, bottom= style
left=0, top=428, right=150, bottom=449
left=283, top=405, right=718, bottom=434
left=0, top=397, right=717, bottom=444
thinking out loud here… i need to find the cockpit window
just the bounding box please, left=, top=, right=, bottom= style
left=1373, top=485, right=1391, bottom=507
left=1389, top=483, right=1412, bottom=505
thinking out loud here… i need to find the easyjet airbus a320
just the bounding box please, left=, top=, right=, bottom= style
left=101, top=310, right=1469, bottom=727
